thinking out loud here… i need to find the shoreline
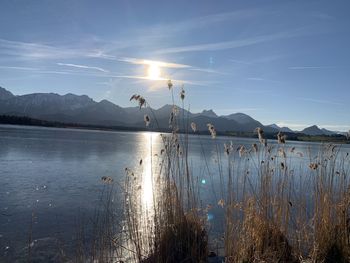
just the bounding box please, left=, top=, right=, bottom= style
left=0, top=115, right=348, bottom=144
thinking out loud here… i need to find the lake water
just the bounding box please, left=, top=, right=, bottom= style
left=0, top=125, right=349, bottom=262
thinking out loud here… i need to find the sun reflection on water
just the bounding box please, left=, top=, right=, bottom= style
left=120, top=132, right=162, bottom=262
left=141, top=132, right=156, bottom=208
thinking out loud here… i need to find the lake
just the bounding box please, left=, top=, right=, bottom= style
left=1, top=125, right=349, bottom=262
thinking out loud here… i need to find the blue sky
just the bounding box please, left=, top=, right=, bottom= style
left=0, top=0, right=349, bottom=131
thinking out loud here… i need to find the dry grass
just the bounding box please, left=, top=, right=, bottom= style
left=221, top=137, right=350, bottom=262
left=141, top=213, right=207, bottom=263
left=122, top=82, right=208, bottom=262
left=103, top=80, right=350, bottom=262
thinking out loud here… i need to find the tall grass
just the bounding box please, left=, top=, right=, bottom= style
left=218, top=137, right=350, bottom=262
left=119, top=80, right=350, bottom=262
left=123, top=82, right=208, bottom=262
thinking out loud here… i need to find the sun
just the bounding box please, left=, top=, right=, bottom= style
left=147, top=63, right=161, bottom=80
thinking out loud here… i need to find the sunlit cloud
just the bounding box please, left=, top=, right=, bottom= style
left=118, top=57, right=191, bottom=69
left=119, top=57, right=227, bottom=78
left=155, top=29, right=309, bottom=54
left=118, top=57, right=193, bottom=82
left=110, top=74, right=194, bottom=84
left=111, top=75, right=167, bottom=81
left=57, top=63, right=109, bottom=73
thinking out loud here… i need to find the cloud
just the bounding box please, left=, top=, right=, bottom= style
left=230, top=59, right=252, bottom=65
left=189, top=67, right=227, bottom=75
left=298, top=97, right=344, bottom=106
left=119, top=57, right=226, bottom=76
left=155, top=29, right=308, bottom=54
left=57, top=63, right=109, bottom=73
left=0, top=38, right=118, bottom=61
left=310, top=12, right=335, bottom=20
left=246, top=77, right=284, bottom=84
left=0, top=64, right=105, bottom=77
left=0, top=66, right=40, bottom=71
left=8, top=68, right=109, bottom=78
left=288, top=66, right=333, bottom=70
left=148, top=8, right=271, bottom=36
left=0, top=63, right=213, bottom=86
left=108, top=74, right=215, bottom=88
left=0, top=38, right=76, bottom=59
left=230, top=54, right=288, bottom=66
left=118, top=57, right=191, bottom=68
left=247, top=77, right=265, bottom=81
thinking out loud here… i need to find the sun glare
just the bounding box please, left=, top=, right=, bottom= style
left=147, top=63, right=161, bottom=80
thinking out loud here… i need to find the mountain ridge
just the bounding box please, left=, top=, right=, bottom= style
left=0, top=87, right=340, bottom=135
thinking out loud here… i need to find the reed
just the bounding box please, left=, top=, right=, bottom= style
left=105, top=80, right=350, bottom=262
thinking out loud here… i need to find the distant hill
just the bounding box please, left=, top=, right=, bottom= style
left=0, top=87, right=15, bottom=100
left=0, top=86, right=341, bottom=136
left=194, top=109, right=218, bottom=118
left=268, top=124, right=294, bottom=133
left=223, top=112, right=258, bottom=124
left=320, top=128, right=336, bottom=136
left=301, top=125, right=328, bottom=136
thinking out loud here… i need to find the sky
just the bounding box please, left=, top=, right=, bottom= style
left=0, top=0, right=349, bottom=131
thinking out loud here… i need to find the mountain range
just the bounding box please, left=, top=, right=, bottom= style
left=0, top=86, right=339, bottom=136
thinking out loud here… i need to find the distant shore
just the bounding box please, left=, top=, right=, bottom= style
left=1, top=114, right=349, bottom=144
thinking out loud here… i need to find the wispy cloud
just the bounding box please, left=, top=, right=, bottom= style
left=0, top=38, right=77, bottom=59
left=230, top=59, right=252, bottom=65
left=247, top=77, right=266, bottom=81
left=108, top=74, right=216, bottom=88
left=288, top=66, right=334, bottom=70
left=0, top=65, right=105, bottom=77
left=149, top=8, right=272, bottom=36
left=0, top=62, right=212, bottom=86
left=119, top=57, right=226, bottom=75
left=189, top=67, right=227, bottom=75
left=246, top=77, right=284, bottom=84
left=155, top=29, right=309, bottom=54
left=57, top=63, right=109, bottom=73
left=118, top=57, right=191, bottom=68
left=298, top=97, right=344, bottom=106
left=230, top=54, right=288, bottom=66
left=310, top=11, right=335, bottom=21
left=0, top=66, right=40, bottom=71
left=233, top=87, right=273, bottom=94
left=0, top=38, right=118, bottom=61
left=1, top=68, right=110, bottom=78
